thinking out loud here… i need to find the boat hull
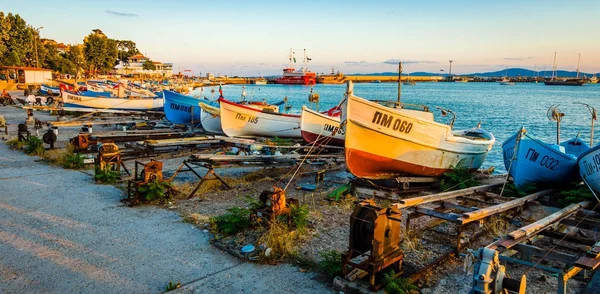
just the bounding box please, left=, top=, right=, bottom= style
left=163, top=90, right=202, bottom=124
left=502, top=130, right=580, bottom=189
left=199, top=102, right=223, bottom=134
left=219, top=98, right=301, bottom=138
left=544, top=80, right=585, bottom=86
left=345, top=94, right=494, bottom=179
left=41, top=84, right=60, bottom=96
left=578, top=145, right=600, bottom=195
left=61, top=91, right=163, bottom=111
left=300, top=106, right=344, bottom=146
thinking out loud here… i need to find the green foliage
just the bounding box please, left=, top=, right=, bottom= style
left=6, top=137, right=26, bottom=150
left=268, top=137, right=293, bottom=146
left=116, top=40, right=140, bottom=62
left=439, top=162, right=478, bottom=191
left=26, top=136, right=44, bottom=155
left=290, top=204, right=309, bottom=230
left=0, top=12, right=37, bottom=67
left=164, top=281, right=180, bottom=291
left=243, top=195, right=264, bottom=211
left=137, top=180, right=172, bottom=202
left=62, top=152, right=85, bottom=169
left=210, top=207, right=252, bottom=235
left=383, top=270, right=418, bottom=294
left=501, top=183, right=538, bottom=198
left=84, top=32, right=118, bottom=74
left=142, top=59, right=156, bottom=70
left=559, top=184, right=596, bottom=207
left=318, top=250, right=343, bottom=278
left=94, top=165, right=120, bottom=184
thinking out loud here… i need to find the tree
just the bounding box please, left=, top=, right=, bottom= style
left=0, top=12, right=36, bottom=67
left=83, top=32, right=118, bottom=74
left=115, top=40, right=140, bottom=63
left=143, top=59, right=156, bottom=70
left=63, top=45, right=86, bottom=77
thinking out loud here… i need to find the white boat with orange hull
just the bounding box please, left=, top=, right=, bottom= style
left=343, top=82, right=495, bottom=179
left=300, top=106, right=344, bottom=146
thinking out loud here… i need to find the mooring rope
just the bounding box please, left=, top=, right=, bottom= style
left=282, top=126, right=327, bottom=192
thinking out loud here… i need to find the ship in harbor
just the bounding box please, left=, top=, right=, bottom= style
left=275, top=49, right=316, bottom=85
left=317, top=67, right=346, bottom=84
left=544, top=52, right=586, bottom=86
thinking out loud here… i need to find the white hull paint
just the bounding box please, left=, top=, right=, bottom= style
left=300, top=106, right=344, bottom=146
left=61, top=91, right=163, bottom=111
left=344, top=83, right=495, bottom=178
left=578, top=145, right=600, bottom=195
left=218, top=98, right=301, bottom=138
left=199, top=104, right=224, bottom=134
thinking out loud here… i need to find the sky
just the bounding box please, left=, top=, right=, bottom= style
left=2, top=0, right=599, bottom=76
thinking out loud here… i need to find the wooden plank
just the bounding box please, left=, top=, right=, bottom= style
left=538, top=231, right=597, bottom=246
left=394, top=183, right=501, bottom=209
left=574, top=242, right=600, bottom=270
left=508, top=201, right=587, bottom=240
left=396, top=177, right=437, bottom=183
left=498, top=255, right=563, bottom=274
left=458, top=189, right=553, bottom=225
left=441, top=201, right=478, bottom=213
left=354, top=187, right=400, bottom=200
left=511, top=243, right=578, bottom=264
left=415, top=207, right=461, bottom=222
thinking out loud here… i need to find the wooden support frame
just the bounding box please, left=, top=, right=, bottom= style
left=169, top=160, right=231, bottom=199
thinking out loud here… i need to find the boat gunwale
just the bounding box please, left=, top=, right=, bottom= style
left=577, top=144, right=600, bottom=164
left=218, top=97, right=300, bottom=118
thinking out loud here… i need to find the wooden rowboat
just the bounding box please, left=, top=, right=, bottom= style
left=199, top=102, right=224, bottom=134
left=300, top=106, right=344, bottom=146
left=218, top=98, right=301, bottom=138
left=343, top=82, right=495, bottom=179
left=61, top=91, right=163, bottom=111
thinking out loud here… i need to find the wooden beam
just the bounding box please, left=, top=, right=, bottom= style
left=511, top=243, right=578, bottom=264
left=394, top=183, right=501, bottom=209
left=414, top=207, right=461, bottom=222
left=354, top=187, right=400, bottom=201
left=508, top=201, right=588, bottom=240
left=441, top=201, right=478, bottom=213
left=458, top=189, right=553, bottom=225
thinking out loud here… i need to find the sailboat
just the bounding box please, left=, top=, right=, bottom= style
left=402, top=73, right=416, bottom=86
left=590, top=74, right=598, bottom=84
left=499, top=68, right=515, bottom=85
left=544, top=52, right=586, bottom=86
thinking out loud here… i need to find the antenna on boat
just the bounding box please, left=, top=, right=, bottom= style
left=397, top=62, right=402, bottom=106
left=574, top=102, right=597, bottom=146
left=546, top=104, right=564, bottom=144
left=436, top=106, right=456, bottom=129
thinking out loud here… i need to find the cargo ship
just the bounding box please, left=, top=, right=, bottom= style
left=317, top=67, right=346, bottom=84
left=275, top=49, right=316, bottom=85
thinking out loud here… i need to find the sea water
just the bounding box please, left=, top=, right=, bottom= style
left=190, top=83, right=600, bottom=173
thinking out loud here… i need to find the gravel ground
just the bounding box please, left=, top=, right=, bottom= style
left=0, top=99, right=333, bottom=294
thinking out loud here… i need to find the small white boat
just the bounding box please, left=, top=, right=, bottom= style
left=343, top=81, right=495, bottom=179
left=199, top=102, right=224, bottom=134
left=254, top=80, right=267, bottom=85
left=300, top=106, right=344, bottom=146
left=218, top=98, right=301, bottom=138
left=578, top=144, right=600, bottom=196
left=61, top=91, right=163, bottom=111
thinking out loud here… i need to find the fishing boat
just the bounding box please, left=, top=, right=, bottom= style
left=61, top=91, right=163, bottom=111
left=343, top=81, right=495, bottom=179
left=219, top=97, right=301, bottom=138
left=502, top=128, right=589, bottom=189
left=199, top=101, right=224, bottom=134
left=402, top=80, right=416, bottom=86
left=275, top=49, right=316, bottom=85
left=300, top=106, right=344, bottom=146
left=544, top=52, right=586, bottom=86
left=163, top=90, right=202, bottom=124
left=40, top=84, right=60, bottom=96
left=578, top=144, right=600, bottom=196
left=589, top=75, right=598, bottom=84
left=499, top=78, right=515, bottom=86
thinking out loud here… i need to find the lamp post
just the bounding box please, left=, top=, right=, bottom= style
left=34, top=26, right=43, bottom=68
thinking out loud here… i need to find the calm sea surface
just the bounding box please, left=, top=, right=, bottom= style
left=191, top=82, right=600, bottom=173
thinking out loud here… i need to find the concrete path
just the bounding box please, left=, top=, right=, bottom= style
left=0, top=141, right=331, bottom=293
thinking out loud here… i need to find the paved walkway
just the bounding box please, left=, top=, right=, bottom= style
left=0, top=140, right=331, bottom=293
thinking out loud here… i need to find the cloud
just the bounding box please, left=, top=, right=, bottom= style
left=382, top=59, right=439, bottom=65
left=344, top=61, right=372, bottom=66
left=105, top=10, right=138, bottom=17
left=503, top=56, right=536, bottom=61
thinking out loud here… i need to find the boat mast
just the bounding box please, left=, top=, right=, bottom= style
left=398, top=62, right=402, bottom=105
left=303, top=49, right=307, bottom=72
left=288, top=48, right=293, bottom=69
left=552, top=52, right=557, bottom=80
left=576, top=53, right=581, bottom=79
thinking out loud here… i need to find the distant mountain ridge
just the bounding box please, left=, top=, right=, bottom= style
left=348, top=68, right=599, bottom=78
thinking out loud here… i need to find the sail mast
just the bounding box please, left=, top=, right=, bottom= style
left=288, top=48, right=293, bottom=69
left=552, top=51, right=557, bottom=80
left=576, top=53, right=581, bottom=79
left=397, top=62, right=402, bottom=105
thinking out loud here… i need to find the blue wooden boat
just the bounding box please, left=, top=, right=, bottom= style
left=163, top=90, right=202, bottom=124
left=578, top=144, right=600, bottom=197
left=40, top=84, right=60, bottom=96
left=502, top=127, right=590, bottom=189
left=78, top=90, right=112, bottom=97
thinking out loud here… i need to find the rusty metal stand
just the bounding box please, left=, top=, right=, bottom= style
left=169, top=160, right=231, bottom=199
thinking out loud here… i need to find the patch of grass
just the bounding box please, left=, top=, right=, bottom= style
left=6, top=137, right=26, bottom=150
left=501, top=183, right=538, bottom=198
left=210, top=207, right=252, bottom=235
left=137, top=180, right=172, bottom=202
left=558, top=184, right=596, bottom=207
left=439, top=162, right=478, bottom=191
left=383, top=270, right=418, bottom=294
left=400, top=229, right=422, bottom=251
left=267, top=137, right=294, bottom=146
left=165, top=281, right=180, bottom=291
left=25, top=136, right=44, bottom=156
left=484, top=215, right=510, bottom=237
left=62, top=152, right=85, bottom=169
left=94, top=165, right=121, bottom=184
left=290, top=204, right=309, bottom=231
left=317, top=250, right=343, bottom=278
left=258, top=220, right=298, bottom=260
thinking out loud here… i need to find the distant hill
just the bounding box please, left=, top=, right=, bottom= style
left=348, top=68, right=599, bottom=78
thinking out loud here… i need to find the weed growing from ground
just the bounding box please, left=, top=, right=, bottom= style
left=383, top=270, right=418, bottom=294
left=317, top=250, right=342, bottom=278
left=559, top=184, right=596, bottom=206
left=25, top=136, right=44, bottom=156
left=210, top=207, right=252, bottom=235
left=439, top=162, right=478, bottom=191
left=164, top=281, right=180, bottom=291
left=290, top=204, right=309, bottom=231
left=6, top=137, right=26, bottom=150
left=137, top=180, right=172, bottom=202
left=94, top=165, right=120, bottom=184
